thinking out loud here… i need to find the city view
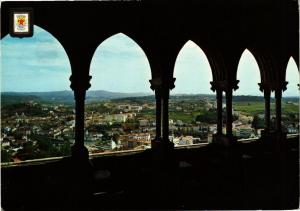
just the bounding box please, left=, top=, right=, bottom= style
left=1, top=91, right=299, bottom=163
left=1, top=26, right=299, bottom=163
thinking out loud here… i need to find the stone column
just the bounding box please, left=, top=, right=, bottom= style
left=70, top=75, right=91, bottom=160
left=216, top=89, right=223, bottom=135
left=225, top=88, right=233, bottom=136
left=264, top=88, right=271, bottom=131
left=275, top=89, right=282, bottom=131
left=155, top=89, right=162, bottom=139
left=210, top=81, right=225, bottom=137
left=150, top=77, right=175, bottom=145
left=74, top=89, right=86, bottom=148
left=150, top=78, right=163, bottom=141
left=162, top=88, right=170, bottom=141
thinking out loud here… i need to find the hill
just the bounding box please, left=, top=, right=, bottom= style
left=1, top=91, right=298, bottom=105
left=1, top=90, right=152, bottom=105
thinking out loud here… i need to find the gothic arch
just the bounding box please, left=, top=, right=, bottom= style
left=235, top=49, right=263, bottom=95
left=90, top=32, right=152, bottom=79
left=89, top=32, right=152, bottom=92
left=173, top=40, right=217, bottom=82
left=284, top=56, right=299, bottom=96
left=237, top=48, right=267, bottom=86
left=1, top=24, right=72, bottom=91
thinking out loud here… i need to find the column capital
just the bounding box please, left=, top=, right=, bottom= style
left=149, top=77, right=176, bottom=91
left=272, top=81, right=288, bottom=92
left=258, top=82, right=272, bottom=92
left=210, top=80, right=239, bottom=92
left=70, top=75, right=92, bottom=91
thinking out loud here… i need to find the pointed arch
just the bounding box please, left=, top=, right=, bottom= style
left=89, top=33, right=152, bottom=93
left=284, top=57, right=299, bottom=97
left=1, top=25, right=72, bottom=92
left=172, top=40, right=213, bottom=94
left=1, top=25, right=74, bottom=162
left=235, top=49, right=262, bottom=96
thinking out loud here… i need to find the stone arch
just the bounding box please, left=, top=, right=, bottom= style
left=172, top=40, right=214, bottom=94
left=237, top=48, right=267, bottom=86
left=1, top=24, right=72, bottom=91
left=235, top=49, right=263, bottom=95
left=90, top=32, right=152, bottom=76
left=89, top=32, right=152, bottom=93
left=284, top=57, right=299, bottom=97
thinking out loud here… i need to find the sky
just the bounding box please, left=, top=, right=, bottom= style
left=1, top=25, right=299, bottom=96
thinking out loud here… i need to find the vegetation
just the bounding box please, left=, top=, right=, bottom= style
left=195, top=109, right=217, bottom=124
left=13, top=134, right=71, bottom=161
left=251, top=115, right=265, bottom=129
left=1, top=103, right=48, bottom=117
left=234, top=101, right=298, bottom=116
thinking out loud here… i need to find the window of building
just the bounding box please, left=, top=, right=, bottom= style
left=87, top=33, right=153, bottom=155
left=1, top=25, right=73, bottom=164
left=170, top=40, right=214, bottom=146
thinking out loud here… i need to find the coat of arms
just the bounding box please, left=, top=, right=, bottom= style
left=14, top=13, right=29, bottom=33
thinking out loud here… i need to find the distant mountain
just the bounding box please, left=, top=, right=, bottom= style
left=1, top=90, right=152, bottom=105
left=1, top=91, right=298, bottom=106
left=86, top=90, right=152, bottom=102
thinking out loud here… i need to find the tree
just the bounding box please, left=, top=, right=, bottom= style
left=1, top=150, right=12, bottom=162
left=252, top=114, right=264, bottom=129
left=195, top=110, right=217, bottom=124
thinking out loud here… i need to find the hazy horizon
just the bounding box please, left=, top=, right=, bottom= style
left=1, top=89, right=299, bottom=98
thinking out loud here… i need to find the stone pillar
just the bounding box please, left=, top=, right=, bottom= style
left=216, top=89, right=223, bottom=135
left=154, top=89, right=162, bottom=139
left=264, top=88, right=271, bottom=131
left=150, top=77, right=175, bottom=144
left=225, top=88, right=233, bottom=136
left=70, top=75, right=91, bottom=160
left=68, top=74, right=93, bottom=208
left=275, top=89, right=282, bottom=131
left=150, top=78, right=163, bottom=141
left=74, top=89, right=86, bottom=148
left=210, top=81, right=225, bottom=137
left=161, top=88, right=170, bottom=141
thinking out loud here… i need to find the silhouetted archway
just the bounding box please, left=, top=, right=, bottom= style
left=234, top=49, right=265, bottom=139
left=282, top=57, right=299, bottom=134
left=87, top=33, right=153, bottom=154
left=1, top=25, right=73, bottom=163
left=170, top=40, right=214, bottom=146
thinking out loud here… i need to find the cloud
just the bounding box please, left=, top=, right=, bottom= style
left=2, top=27, right=70, bottom=71
left=90, top=33, right=152, bottom=92
left=1, top=25, right=71, bottom=92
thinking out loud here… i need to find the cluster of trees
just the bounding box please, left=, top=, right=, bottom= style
left=1, top=103, right=48, bottom=117
left=2, top=135, right=72, bottom=162
left=195, top=109, right=217, bottom=124
left=251, top=115, right=264, bottom=129
left=86, top=103, right=110, bottom=114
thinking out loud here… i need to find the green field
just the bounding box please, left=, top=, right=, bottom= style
left=169, top=110, right=205, bottom=123
left=233, top=101, right=299, bottom=116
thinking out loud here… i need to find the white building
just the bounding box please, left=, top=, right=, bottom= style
left=105, top=114, right=128, bottom=123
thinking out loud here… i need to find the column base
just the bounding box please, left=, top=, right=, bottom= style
left=260, top=129, right=287, bottom=147
left=151, top=137, right=175, bottom=169
left=151, top=137, right=174, bottom=151
left=71, top=144, right=90, bottom=163
left=67, top=144, right=93, bottom=208
left=150, top=138, right=176, bottom=205
left=212, top=133, right=238, bottom=147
